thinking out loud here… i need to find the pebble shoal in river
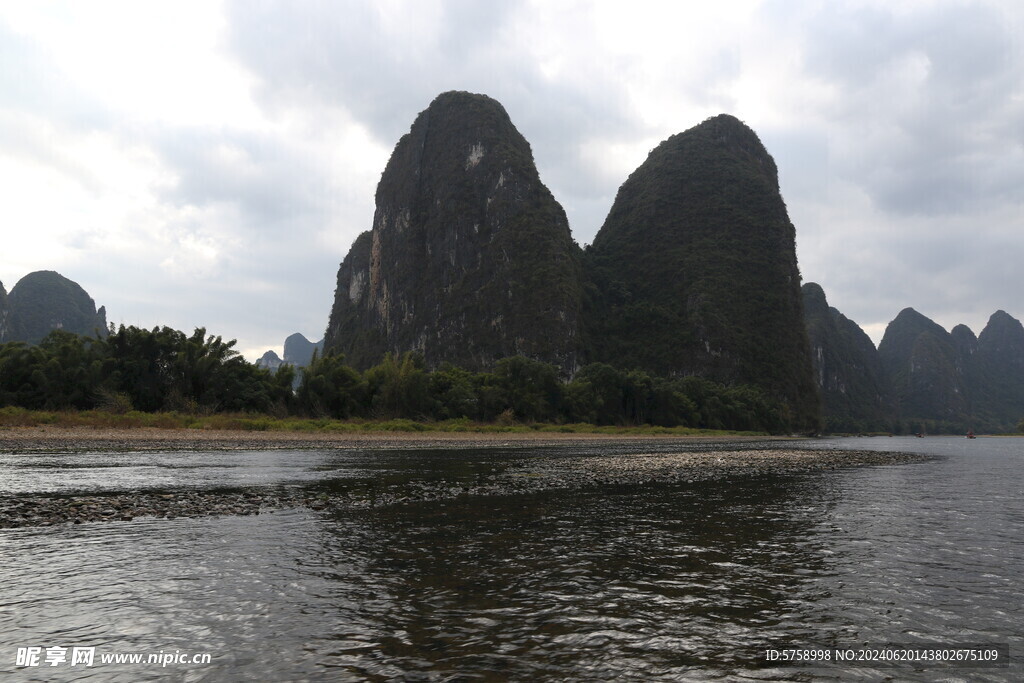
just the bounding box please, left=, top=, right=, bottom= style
left=0, top=448, right=931, bottom=529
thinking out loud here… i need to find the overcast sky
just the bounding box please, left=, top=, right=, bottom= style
left=2, top=0, right=1022, bottom=360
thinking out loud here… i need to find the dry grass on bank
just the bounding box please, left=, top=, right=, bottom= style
left=0, top=406, right=762, bottom=438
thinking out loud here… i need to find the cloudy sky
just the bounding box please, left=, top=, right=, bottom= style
left=2, top=0, right=1022, bottom=359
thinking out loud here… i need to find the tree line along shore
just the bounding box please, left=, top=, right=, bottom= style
left=5, top=326, right=1023, bottom=438
left=0, top=325, right=810, bottom=436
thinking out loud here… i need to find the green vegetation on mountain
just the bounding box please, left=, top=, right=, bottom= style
left=12, top=96, right=1022, bottom=435
left=802, top=283, right=890, bottom=432
left=878, top=308, right=969, bottom=430
left=584, top=114, right=820, bottom=432
left=2, top=271, right=107, bottom=345
left=802, top=291, right=1024, bottom=434
left=325, top=91, right=583, bottom=373
left=322, top=99, right=823, bottom=433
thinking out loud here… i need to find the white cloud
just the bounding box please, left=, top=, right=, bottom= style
left=1, top=0, right=262, bottom=128
left=1, top=0, right=1023, bottom=360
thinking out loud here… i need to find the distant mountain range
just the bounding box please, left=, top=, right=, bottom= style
left=6, top=92, right=1021, bottom=433
left=804, top=284, right=1024, bottom=433
left=323, top=92, right=821, bottom=430
left=256, top=333, right=323, bottom=371
left=321, top=90, right=1021, bottom=433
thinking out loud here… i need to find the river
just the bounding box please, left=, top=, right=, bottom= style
left=0, top=436, right=1020, bottom=681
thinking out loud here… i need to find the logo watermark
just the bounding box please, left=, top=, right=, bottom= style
left=15, top=646, right=211, bottom=668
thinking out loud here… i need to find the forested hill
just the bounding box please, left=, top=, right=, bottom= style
left=583, top=114, right=820, bottom=432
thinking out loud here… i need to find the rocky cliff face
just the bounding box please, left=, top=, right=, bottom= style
left=4, top=271, right=107, bottom=344
left=0, top=281, right=9, bottom=343
left=802, top=283, right=890, bottom=431
left=325, top=91, right=583, bottom=372
left=585, top=114, right=820, bottom=430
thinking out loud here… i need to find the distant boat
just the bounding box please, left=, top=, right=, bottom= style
left=967, top=429, right=976, bottom=439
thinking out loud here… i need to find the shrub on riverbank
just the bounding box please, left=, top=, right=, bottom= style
left=1, top=327, right=800, bottom=433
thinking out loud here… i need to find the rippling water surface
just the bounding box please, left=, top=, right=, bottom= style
left=1, top=437, right=1021, bottom=681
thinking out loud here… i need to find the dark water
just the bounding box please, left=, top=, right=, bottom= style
left=0, top=437, right=1020, bottom=681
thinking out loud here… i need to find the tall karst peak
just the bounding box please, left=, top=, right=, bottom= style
left=801, top=282, right=829, bottom=311
left=325, top=91, right=582, bottom=372
left=973, top=310, right=1024, bottom=426
left=6, top=271, right=108, bottom=345
left=585, top=113, right=820, bottom=431
left=950, top=324, right=978, bottom=345
left=949, top=324, right=979, bottom=371
left=283, top=333, right=323, bottom=367
left=976, top=310, right=1024, bottom=376
left=979, top=310, right=1024, bottom=347
left=878, top=307, right=950, bottom=360
left=878, top=308, right=952, bottom=366
left=878, top=308, right=969, bottom=425
left=892, top=307, right=938, bottom=327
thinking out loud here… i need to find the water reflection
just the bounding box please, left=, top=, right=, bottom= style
left=301, top=473, right=837, bottom=680
left=1, top=439, right=1021, bottom=681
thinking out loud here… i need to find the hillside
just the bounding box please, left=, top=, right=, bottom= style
left=584, top=114, right=820, bottom=431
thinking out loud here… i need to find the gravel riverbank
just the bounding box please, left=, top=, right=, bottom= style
left=0, top=431, right=931, bottom=529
